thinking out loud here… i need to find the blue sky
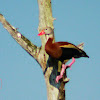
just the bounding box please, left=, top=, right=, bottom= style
left=0, top=0, right=100, bottom=100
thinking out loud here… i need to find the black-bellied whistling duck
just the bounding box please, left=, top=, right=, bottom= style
left=38, top=27, right=89, bottom=83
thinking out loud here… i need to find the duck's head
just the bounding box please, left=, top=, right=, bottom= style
left=38, top=27, right=54, bottom=40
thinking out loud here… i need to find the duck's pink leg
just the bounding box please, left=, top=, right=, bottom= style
left=68, top=57, right=75, bottom=69
left=56, top=64, right=66, bottom=83
left=56, top=57, right=75, bottom=83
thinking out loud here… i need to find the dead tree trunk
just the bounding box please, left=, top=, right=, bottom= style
left=0, top=0, right=84, bottom=100
left=37, top=0, right=68, bottom=100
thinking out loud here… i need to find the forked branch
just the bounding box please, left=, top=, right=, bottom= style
left=0, top=0, right=85, bottom=99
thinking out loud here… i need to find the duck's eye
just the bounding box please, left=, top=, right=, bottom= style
left=46, top=29, right=47, bottom=30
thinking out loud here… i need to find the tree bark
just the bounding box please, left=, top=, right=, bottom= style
left=37, top=0, right=67, bottom=99
left=0, top=0, right=84, bottom=100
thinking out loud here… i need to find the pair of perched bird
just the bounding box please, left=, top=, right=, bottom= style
left=38, top=27, right=89, bottom=83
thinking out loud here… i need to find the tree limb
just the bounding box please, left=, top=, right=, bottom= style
left=0, top=14, right=40, bottom=64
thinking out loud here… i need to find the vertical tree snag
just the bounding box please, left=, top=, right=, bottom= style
left=37, top=0, right=66, bottom=99
left=0, top=1, right=84, bottom=100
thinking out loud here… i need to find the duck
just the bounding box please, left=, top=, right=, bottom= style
left=38, top=27, right=89, bottom=83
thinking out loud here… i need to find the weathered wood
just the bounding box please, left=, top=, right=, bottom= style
left=37, top=0, right=66, bottom=100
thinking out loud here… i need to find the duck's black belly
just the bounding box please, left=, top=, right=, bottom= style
left=58, top=47, right=81, bottom=62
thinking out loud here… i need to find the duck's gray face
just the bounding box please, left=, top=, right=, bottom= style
left=38, top=27, right=54, bottom=40
left=38, top=27, right=53, bottom=35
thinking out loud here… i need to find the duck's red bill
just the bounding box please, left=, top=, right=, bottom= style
left=38, top=30, right=45, bottom=36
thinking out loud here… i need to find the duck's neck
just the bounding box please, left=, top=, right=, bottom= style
left=45, top=38, right=54, bottom=54
left=46, top=38, right=53, bottom=45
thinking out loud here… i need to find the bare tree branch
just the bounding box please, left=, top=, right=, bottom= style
left=0, top=14, right=40, bottom=64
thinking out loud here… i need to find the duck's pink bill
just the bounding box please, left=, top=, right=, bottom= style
left=38, top=30, right=45, bottom=36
